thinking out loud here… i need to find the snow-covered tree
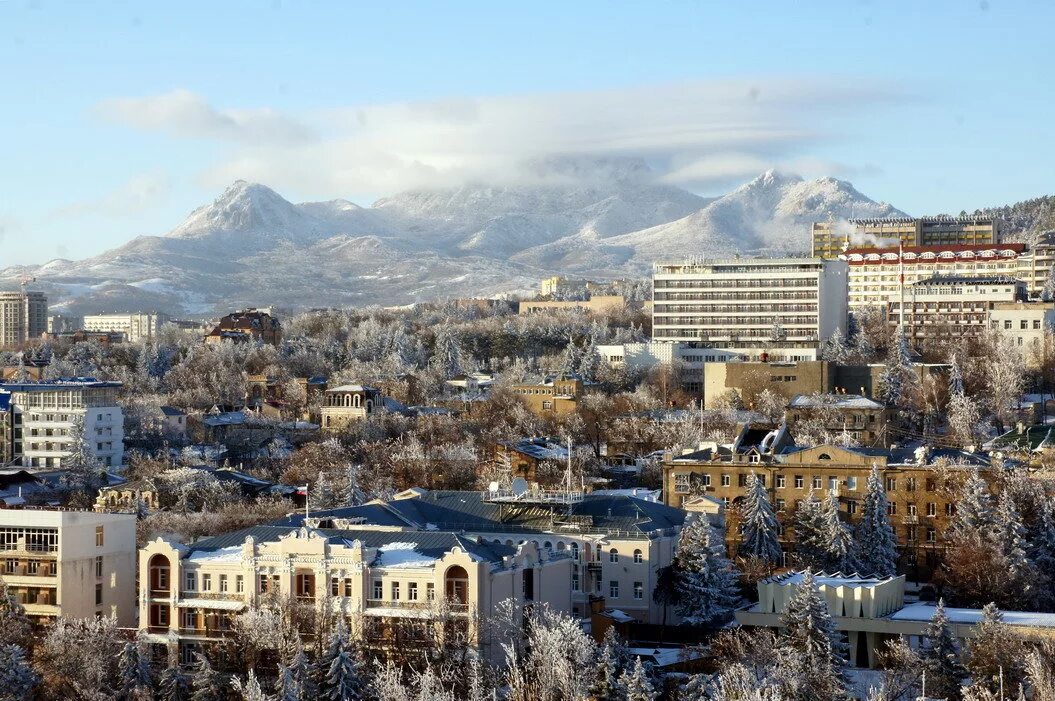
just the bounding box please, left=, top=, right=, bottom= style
left=820, top=327, right=852, bottom=363
left=159, top=662, right=191, bottom=701
left=63, top=412, right=105, bottom=494
left=985, top=331, right=1026, bottom=432
left=620, top=657, right=657, bottom=701
left=850, top=464, right=898, bottom=577
left=319, top=621, right=367, bottom=701
left=965, top=603, right=1027, bottom=696
left=591, top=627, right=627, bottom=701
left=920, top=599, right=966, bottom=701
left=949, top=468, right=994, bottom=542
left=191, top=654, right=227, bottom=701
left=0, top=582, right=32, bottom=648
left=674, top=516, right=741, bottom=626
left=739, top=473, right=782, bottom=566
left=116, top=641, right=154, bottom=701
left=558, top=337, right=581, bottom=379
left=993, top=490, right=1030, bottom=576
left=431, top=326, right=464, bottom=378
left=819, top=489, right=853, bottom=572
left=776, top=570, right=850, bottom=701
left=0, top=644, right=38, bottom=700
left=501, top=603, right=596, bottom=701
left=792, top=490, right=828, bottom=570
left=577, top=336, right=601, bottom=382
left=231, top=670, right=272, bottom=701
left=707, top=662, right=781, bottom=701
left=879, top=328, right=914, bottom=414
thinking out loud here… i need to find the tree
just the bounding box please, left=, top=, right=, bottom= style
left=558, top=337, right=581, bottom=379
left=985, top=331, right=1026, bottom=432
left=591, top=627, right=627, bottom=701
left=850, top=464, right=898, bottom=577
left=431, top=326, right=464, bottom=378
left=319, top=622, right=367, bottom=701
left=706, top=662, right=781, bottom=701
left=965, top=603, right=1027, bottom=696
left=776, top=570, right=851, bottom=701
left=620, top=657, right=657, bottom=701
left=191, top=654, right=227, bottom=701
left=674, top=516, right=741, bottom=627
left=820, top=328, right=852, bottom=363
left=819, top=488, right=853, bottom=572
left=63, top=412, right=105, bottom=494
left=231, top=670, right=271, bottom=701
left=949, top=469, right=994, bottom=542
left=159, top=662, right=192, bottom=701
left=0, top=644, right=38, bottom=700
left=992, top=490, right=1030, bottom=576
left=879, top=328, right=914, bottom=416
left=920, top=599, right=966, bottom=701
left=576, top=336, right=601, bottom=383
left=792, top=491, right=828, bottom=570
left=0, top=582, right=32, bottom=648
left=116, top=641, right=154, bottom=701
left=739, top=473, right=782, bottom=566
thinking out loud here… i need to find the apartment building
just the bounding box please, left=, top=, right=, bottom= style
left=989, top=301, right=1055, bottom=355
left=652, top=258, right=848, bottom=361
left=82, top=312, right=170, bottom=342
left=140, top=524, right=572, bottom=665
left=0, top=509, right=136, bottom=625
left=597, top=342, right=742, bottom=394
left=320, top=384, right=384, bottom=430
left=812, top=216, right=1001, bottom=259
left=888, top=275, right=1027, bottom=345
left=0, top=379, right=124, bottom=468
left=295, top=488, right=687, bottom=624
left=510, top=376, right=590, bottom=416
left=0, top=291, right=47, bottom=348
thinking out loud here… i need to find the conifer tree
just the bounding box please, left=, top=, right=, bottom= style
left=777, top=570, right=850, bottom=701
left=576, top=336, right=601, bottom=383
left=0, top=644, right=38, bottom=701
left=591, top=627, right=627, bottom=701
left=117, top=641, right=154, bottom=701
left=159, top=662, right=191, bottom=701
left=949, top=468, right=994, bottom=541
left=191, top=654, right=227, bottom=701
left=792, top=490, right=828, bottom=569
left=319, top=621, right=367, bottom=701
left=820, top=488, right=853, bottom=572
left=0, top=582, right=33, bottom=648
left=920, top=599, right=966, bottom=701
left=674, top=516, right=741, bottom=626
left=993, top=490, right=1030, bottom=575
left=739, top=472, right=782, bottom=565
left=620, top=657, right=657, bottom=701
left=559, top=337, right=581, bottom=379
left=850, top=464, right=898, bottom=577
left=277, top=665, right=301, bottom=701
left=966, top=603, right=1027, bottom=695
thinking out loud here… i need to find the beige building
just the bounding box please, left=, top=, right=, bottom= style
left=0, top=509, right=136, bottom=625
left=812, top=216, right=1001, bottom=259
left=0, top=290, right=47, bottom=348
left=519, top=295, right=628, bottom=315
left=83, top=312, right=170, bottom=343
left=139, top=524, right=572, bottom=665
left=888, top=275, right=1027, bottom=346
left=989, top=301, right=1055, bottom=355
left=652, top=258, right=848, bottom=361
left=786, top=394, right=890, bottom=447
left=320, top=384, right=384, bottom=430
left=597, top=342, right=742, bottom=395
left=510, top=376, right=589, bottom=416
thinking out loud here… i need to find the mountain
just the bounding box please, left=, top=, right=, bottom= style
left=0, top=162, right=908, bottom=316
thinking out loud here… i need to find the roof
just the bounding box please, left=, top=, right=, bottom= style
left=500, top=437, right=569, bottom=461
left=789, top=394, right=884, bottom=410
left=890, top=602, right=1055, bottom=629
left=763, top=570, right=899, bottom=589
left=159, top=406, right=185, bottom=417
left=326, top=384, right=380, bottom=393
left=0, top=378, right=122, bottom=391
left=281, top=489, right=686, bottom=538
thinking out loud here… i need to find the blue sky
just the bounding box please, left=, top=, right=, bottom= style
left=2, top=0, right=1054, bottom=265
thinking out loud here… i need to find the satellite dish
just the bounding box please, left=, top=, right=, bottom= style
left=511, top=478, right=529, bottom=497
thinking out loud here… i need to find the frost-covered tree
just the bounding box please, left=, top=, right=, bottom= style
left=0, top=582, right=32, bottom=648
left=558, top=336, right=581, bottom=379
left=319, top=621, right=367, bottom=701
left=116, top=641, right=154, bottom=701
left=674, top=516, right=741, bottom=626
left=850, top=464, right=898, bottom=577
left=739, top=473, right=782, bottom=565
left=231, top=670, right=270, bottom=701
left=158, top=662, right=191, bottom=701
left=0, top=644, right=38, bottom=700
left=965, top=603, right=1027, bottom=696
left=820, top=327, right=852, bottom=363
left=949, top=468, right=994, bottom=542
left=776, top=570, right=850, bottom=701
left=191, top=654, right=227, bottom=701
left=430, top=325, right=464, bottom=378
left=792, top=490, right=828, bottom=569
left=63, top=412, right=105, bottom=494
left=993, top=490, right=1030, bottom=576
left=946, top=354, right=985, bottom=447
left=286, top=644, right=315, bottom=700
left=879, top=328, right=914, bottom=414
left=819, top=489, right=853, bottom=572
left=985, top=331, right=1026, bottom=432
left=577, top=336, right=601, bottom=383
left=920, top=599, right=966, bottom=701
left=591, top=627, right=627, bottom=701
left=620, top=657, right=657, bottom=701
left=1030, top=500, right=1055, bottom=600
left=36, top=614, right=124, bottom=698
left=501, top=603, right=596, bottom=701
left=707, top=662, right=781, bottom=701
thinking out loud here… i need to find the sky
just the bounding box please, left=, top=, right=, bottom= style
left=1, top=0, right=1054, bottom=266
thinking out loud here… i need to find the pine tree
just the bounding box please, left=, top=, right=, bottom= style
left=288, top=643, right=315, bottom=699
left=949, top=468, right=994, bottom=542
left=879, top=328, right=912, bottom=411
left=431, top=326, right=463, bottom=378
left=576, top=336, right=601, bottom=382
left=777, top=570, right=850, bottom=701
left=231, top=670, right=269, bottom=701
left=591, top=627, right=627, bottom=701
left=739, top=472, right=782, bottom=565
left=0, top=644, right=39, bottom=700
left=63, top=412, right=104, bottom=494
left=191, top=654, right=227, bottom=701
left=620, top=657, right=657, bottom=701
left=920, top=599, right=966, bottom=701
left=277, top=665, right=301, bottom=701
left=819, top=489, right=853, bottom=572
left=707, top=663, right=779, bottom=701
left=559, top=337, right=581, bottom=379
left=1029, top=500, right=1055, bottom=596
left=791, top=490, right=827, bottom=569
left=992, top=490, right=1030, bottom=575
left=116, top=641, right=154, bottom=701
left=966, top=603, right=1027, bottom=695
left=674, top=516, right=741, bottom=626
left=820, top=328, right=851, bottom=363
left=948, top=353, right=965, bottom=396
left=319, top=622, right=366, bottom=701
left=850, top=464, right=898, bottom=577
left=159, top=663, right=192, bottom=701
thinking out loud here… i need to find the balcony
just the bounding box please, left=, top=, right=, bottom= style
left=903, top=515, right=919, bottom=525
left=177, top=627, right=234, bottom=640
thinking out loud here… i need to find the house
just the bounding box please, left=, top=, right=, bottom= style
left=205, top=309, right=281, bottom=346
left=785, top=394, right=890, bottom=447
left=510, top=376, right=591, bottom=416
left=320, top=385, right=384, bottom=430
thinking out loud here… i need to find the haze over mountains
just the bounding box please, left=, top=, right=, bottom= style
left=1, top=158, right=908, bottom=316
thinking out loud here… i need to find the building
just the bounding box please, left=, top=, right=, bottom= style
left=0, top=509, right=136, bottom=625
left=292, top=488, right=688, bottom=624
left=46, top=314, right=81, bottom=334
left=320, top=384, right=384, bottom=430
left=539, top=276, right=589, bottom=298
left=737, top=570, right=1055, bottom=668
left=0, top=379, right=124, bottom=469
left=597, top=342, right=742, bottom=394
left=812, top=216, right=1001, bottom=259
left=888, top=275, right=1027, bottom=346
left=510, top=376, right=589, bottom=415
left=493, top=438, right=571, bottom=489
left=989, top=301, right=1055, bottom=355
left=652, top=258, right=848, bottom=361
left=785, top=394, right=889, bottom=447
left=519, top=295, right=628, bottom=315
left=139, top=524, right=572, bottom=665
left=204, top=309, right=281, bottom=345
left=704, top=360, right=832, bottom=409
left=82, top=312, right=170, bottom=343
left=0, top=290, right=47, bottom=348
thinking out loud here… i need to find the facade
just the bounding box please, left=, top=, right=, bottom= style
left=812, top=216, right=1001, bottom=259
left=704, top=360, right=832, bottom=409
left=320, top=384, right=384, bottom=430
left=296, top=489, right=687, bottom=624
left=651, top=258, right=848, bottom=361
left=46, top=314, right=81, bottom=334
left=0, top=509, right=136, bottom=625
left=0, top=290, right=47, bottom=348
left=519, top=295, right=628, bottom=315
left=0, top=379, right=124, bottom=468
left=888, top=275, right=1027, bottom=345
left=205, top=309, right=281, bottom=345
left=140, top=524, right=571, bottom=665
left=785, top=394, right=889, bottom=447
left=82, top=312, right=170, bottom=343
left=989, top=301, right=1055, bottom=355
left=539, top=276, right=589, bottom=298
left=510, top=376, right=588, bottom=415
left=597, top=342, right=742, bottom=394
left=493, top=438, right=570, bottom=489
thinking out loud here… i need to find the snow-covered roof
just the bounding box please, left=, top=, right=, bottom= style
left=889, top=602, right=1055, bottom=629
left=763, top=570, right=897, bottom=589
left=369, top=541, right=441, bottom=569
left=788, top=394, right=884, bottom=410
left=327, top=384, right=379, bottom=393
left=500, top=437, right=569, bottom=461
left=186, top=545, right=244, bottom=563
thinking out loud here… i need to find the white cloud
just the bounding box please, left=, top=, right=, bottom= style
left=99, top=79, right=901, bottom=199
left=53, top=172, right=171, bottom=219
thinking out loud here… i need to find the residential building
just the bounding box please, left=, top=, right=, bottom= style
left=812, top=216, right=1001, bottom=259
left=82, top=312, right=170, bottom=342
left=0, top=509, right=136, bottom=625
left=597, top=342, right=742, bottom=394
left=651, top=258, right=848, bottom=361
left=989, top=301, right=1055, bottom=355
left=785, top=394, right=890, bottom=447
left=539, top=276, right=589, bottom=298
left=320, top=384, right=384, bottom=430
left=493, top=438, right=571, bottom=489
left=0, top=290, right=47, bottom=348
left=888, top=275, right=1027, bottom=345
left=139, top=524, right=572, bottom=665
left=0, top=379, right=124, bottom=468
left=292, top=488, right=687, bottom=623
left=519, top=295, right=628, bottom=315
left=46, top=314, right=81, bottom=334
left=510, top=376, right=591, bottom=416
left=204, top=309, right=281, bottom=345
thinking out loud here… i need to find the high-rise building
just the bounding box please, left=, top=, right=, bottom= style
left=0, top=290, right=47, bottom=347
left=82, top=312, right=170, bottom=342
left=811, top=216, right=1001, bottom=259
left=651, top=258, right=848, bottom=362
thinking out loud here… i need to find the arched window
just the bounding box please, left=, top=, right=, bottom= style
left=365, top=400, right=373, bottom=413
left=148, top=554, right=170, bottom=593
left=543, top=541, right=552, bottom=550
left=444, top=565, right=469, bottom=606
left=609, top=548, right=618, bottom=563
left=633, top=549, right=643, bottom=564
left=352, top=394, right=361, bottom=408
left=556, top=542, right=566, bottom=551
left=817, top=453, right=832, bottom=461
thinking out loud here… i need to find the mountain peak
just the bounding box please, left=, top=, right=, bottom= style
left=167, top=180, right=301, bottom=240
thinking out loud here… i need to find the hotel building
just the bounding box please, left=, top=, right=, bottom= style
left=82, top=313, right=170, bottom=343
left=0, top=291, right=47, bottom=348
left=811, top=216, right=1001, bottom=260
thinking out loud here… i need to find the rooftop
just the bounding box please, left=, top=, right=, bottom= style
left=788, top=394, right=884, bottom=411
left=0, top=377, right=123, bottom=391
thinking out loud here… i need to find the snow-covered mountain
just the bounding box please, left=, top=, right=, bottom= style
left=0, top=163, right=906, bottom=316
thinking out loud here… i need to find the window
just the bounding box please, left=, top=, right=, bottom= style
left=847, top=500, right=858, bottom=515
left=1034, top=320, right=1042, bottom=330
left=408, top=582, right=419, bottom=601
left=609, top=580, right=619, bottom=598
left=721, top=474, right=731, bottom=487
left=201, top=574, right=212, bottom=592
left=926, top=502, right=936, bottom=517
left=703, top=474, right=712, bottom=487
left=738, top=474, right=748, bottom=487
left=945, top=503, right=956, bottom=517
left=633, top=549, right=643, bottom=564
left=219, top=575, right=228, bottom=593
left=776, top=498, right=786, bottom=511
left=885, top=477, right=896, bottom=492
left=812, top=476, right=822, bottom=489
left=1021, top=320, right=1029, bottom=330
left=906, top=477, right=917, bottom=492
left=1004, top=320, right=1012, bottom=330
left=887, top=502, right=897, bottom=516
left=674, top=474, right=691, bottom=494
left=847, top=476, right=858, bottom=491
left=331, top=578, right=340, bottom=596
left=609, top=548, right=619, bottom=563
left=95, top=526, right=104, bottom=547
left=633, top=582, right=643, bottom=600
left=906, top=525, right=918, bottom=542
left=372, top=580, right=383, bottom=600
left=776, top=475, right=786, bottom=488
left=828, top=476, right=838, bottom=491
left=571, top=543, right=579, bottom=561
left=907, top=503, right=917, bottom=517
left=572, top=570, right=580, bottom=591
left=542, top=400, right=553, bottom=410
left=344, top=578, right=352, bottom=596
left=236, top=575, right=244, bottom=594
left=926, top=528, right=937, bottom=543
left=794, top=475, right=804, bottom=489
left=95, top=556, right=103, bottom=578
left=391, top=582, right=400, bottom=600
left=95, top=583, right=103, bottom=606
left=426, top=583, right=435, bottom=601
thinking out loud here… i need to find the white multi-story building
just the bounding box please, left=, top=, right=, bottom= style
left=989, top=301, right=1055, bottom=357
left=140, top=524, right=572, bottom=665
left=597, top=342, right=742, bottom=394
left=82, top=312, right=170, bottom=343
left=888, top=275, right=1027, bottom=346
left=0, top=290, right=47, bottom=348
left=0, top=509, right=136, bottom=625
left=652, top=258, right=848, bottom=362
left=0, top=379, right=124, bottom=468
